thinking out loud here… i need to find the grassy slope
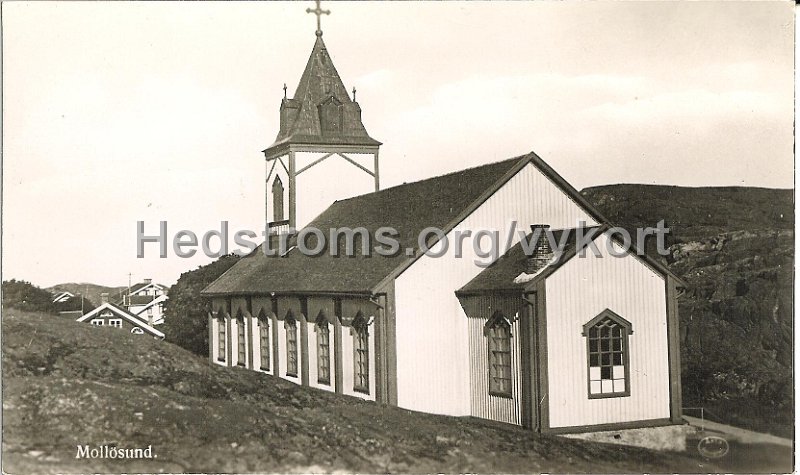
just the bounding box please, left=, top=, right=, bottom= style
left=582, top=185, right=794, bottom=438
left=3, top=309, right=727, bottom=474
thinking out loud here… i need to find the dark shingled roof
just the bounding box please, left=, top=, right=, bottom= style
left=457, top=227, right=602, bottom=294
left=264, top=36, right=381, bottom=156
left=202, top=154, right=529, bottom=296
left=458, top=223, right=687, bottom=295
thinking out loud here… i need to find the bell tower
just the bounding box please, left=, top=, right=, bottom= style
left=264, top=1, right=382, bottom=233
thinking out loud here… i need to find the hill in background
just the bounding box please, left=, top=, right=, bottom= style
left=582, top=184, right=793, bottom=437
left=46, top=283, right=129, bottom=308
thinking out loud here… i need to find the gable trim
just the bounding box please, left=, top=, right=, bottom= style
left=77, top=303, right=165, bottom=338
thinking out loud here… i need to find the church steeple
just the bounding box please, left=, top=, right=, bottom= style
left=263, top=2, right=382, bottom=233
left=266, top=35, right=381, bottom=155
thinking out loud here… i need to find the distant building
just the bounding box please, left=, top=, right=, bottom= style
left=77, top=293, right=165, bottom=339
left=52, top=291, right=74, bottom=303
left=119, top=279, right=169, bottom=326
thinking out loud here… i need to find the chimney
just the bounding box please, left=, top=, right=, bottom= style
left=100, top=292, right=109, bottom=304
left=143, top=278, right=152, bottom=284
left=524, top=224, right=553, bottom=274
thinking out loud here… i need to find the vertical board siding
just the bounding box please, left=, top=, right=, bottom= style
left=467, top=314, right=523, bottom=425
left=294, top=151, right=377, bottom=230
left=545, top=232, right=671, bottom=428
left=395, top=162, right=598, bottom=416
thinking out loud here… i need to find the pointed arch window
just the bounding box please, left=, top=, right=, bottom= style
left=285, top=313, right=298, bottom=377
left=236, top=311, right=246, bottom=367
left=315, top=314, right=331, bottom=385
left=258, top=309, right=270, bottom=371
left=272, top=176, right=285, bottom=222
left=352, top=313, right=369, bottom=394
left=583, top=309, right=633, bottom=398
left=486, top=312, right=512, bottom=398
left=217, top=312, right=226, bottom=363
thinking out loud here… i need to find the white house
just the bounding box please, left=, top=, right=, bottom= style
left=202, top=25, right=685, bottom=436
left=120, top=279, right=168, bottom=326
left=77, top=293, right=165, bottom=339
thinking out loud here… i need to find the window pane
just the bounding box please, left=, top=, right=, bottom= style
left=590, top=381, right=602, bottom=394
left=589, top=366, right=601, bottom=380
left=613, top=365, right=625, bottom=379
left=613, top=379, right=625, bottom=392
left=601, top=366, right=611, bottom=380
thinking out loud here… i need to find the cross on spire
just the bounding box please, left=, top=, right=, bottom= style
left=306, top=0, right=330, bottom=37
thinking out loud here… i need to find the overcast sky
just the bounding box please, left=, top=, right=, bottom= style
left=3, top=1, right=795, bottom=289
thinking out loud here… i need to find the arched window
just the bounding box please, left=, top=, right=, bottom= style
left=272, top=176, right=285, bottom=222
left=236, top=310, right=246, bottom=367
left=583, top=309, right=633, bottom=398
left=316, top=314, right=331, bottom=385
left=258, top=309, right=270, bottom=371
left=285, top=313, right=298, bottom=377
left=352, top=313, right=369, bottom=394
left=486, top=313, right=512, bottom=397
left=217, top=312, right=226, bottom=363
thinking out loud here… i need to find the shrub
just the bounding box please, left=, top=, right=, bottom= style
left=162, top=255, right=240, bottom=356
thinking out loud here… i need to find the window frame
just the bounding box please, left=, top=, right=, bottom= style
left=236, top=313, right=246, bottom=367
left=316, top=315, right=331, bottom=385
left=582, top=309, right=633, bottom=399
left=272, top=176, right=285, bottom=222
left=258, top=310, right=270, bottom=371
left=486, top=312, right=513, bottom=398
left=285, top=315, right=298, bottom=378
left=352, top=314, right=370, bottom=394
left=217, top=315, right=226, bottom=362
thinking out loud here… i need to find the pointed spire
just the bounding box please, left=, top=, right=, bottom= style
left=264, top=36, right=381, bottom=157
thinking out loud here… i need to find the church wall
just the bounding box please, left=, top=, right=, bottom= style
left=394, top=162, right=599, bottom=417
left=294, top=151, right=376, bottom=230
left=467, top=313, right=523, bottom=426
left=544, top=232, right=671, bottom=429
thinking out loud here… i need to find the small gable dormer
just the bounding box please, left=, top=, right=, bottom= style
left=318, top=96, right=343, bottom=134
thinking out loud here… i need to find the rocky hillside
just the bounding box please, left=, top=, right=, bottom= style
left=583, top=185, right=793, bottom=437
left=3, top=309, right=736, bottom=474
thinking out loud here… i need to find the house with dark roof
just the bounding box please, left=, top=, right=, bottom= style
left=202, top=18, right=685, bottom=437
left=119, top=279, right=168, bottom=326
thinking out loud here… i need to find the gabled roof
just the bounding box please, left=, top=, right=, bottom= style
left=264, top=36, right=381, bottom=156
left=457, top=224, right=687, bottom=295
left=128, top=282, right=167, bottom=295
left=77, top=302, right=165, bottom=339
left=457, top=227, right=598, bottom=294
left=203, top=154, right=531, bottom=296
left=203, top=151, right=684, bottom=298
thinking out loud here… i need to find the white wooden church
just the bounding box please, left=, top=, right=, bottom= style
left=203, top=12, right=684, bottom=434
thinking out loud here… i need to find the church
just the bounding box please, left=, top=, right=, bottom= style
left=202, top=6, right=684, bottom=435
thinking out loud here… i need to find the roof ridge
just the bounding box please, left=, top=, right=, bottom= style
left=331, top=153, right=532, bottom=206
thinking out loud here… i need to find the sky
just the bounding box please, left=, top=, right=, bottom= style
left=3, top=1, right=795, bottom=289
